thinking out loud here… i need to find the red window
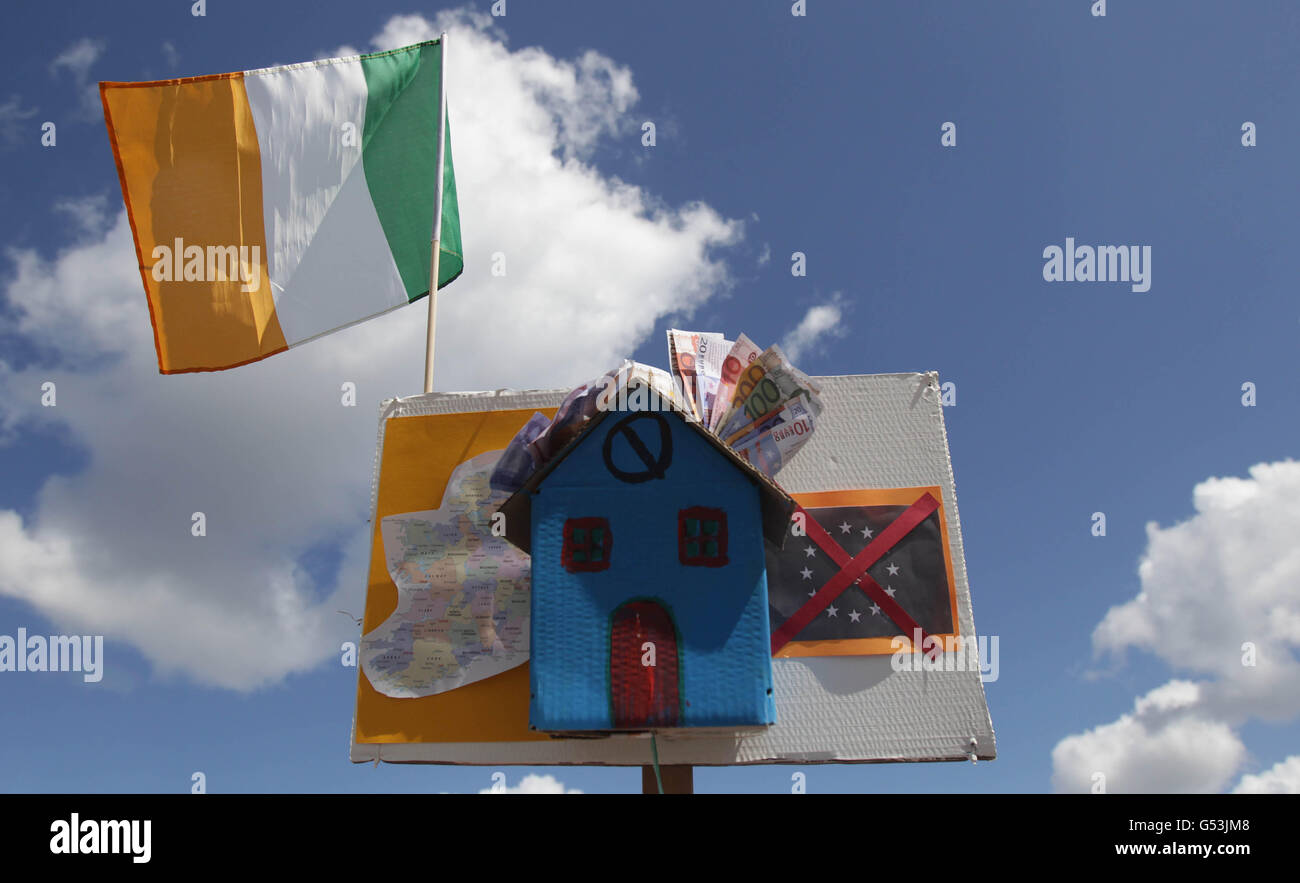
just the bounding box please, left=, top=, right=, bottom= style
left=562, top=517, right=612, bottom=572
left=678, top=507, right=728, bottom=567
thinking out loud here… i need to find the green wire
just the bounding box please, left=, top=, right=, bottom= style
left=650, top=733, right=664, bottom=794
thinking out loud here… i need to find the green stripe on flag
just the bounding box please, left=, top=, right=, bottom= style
left=359, top=41, right=463, bottom=301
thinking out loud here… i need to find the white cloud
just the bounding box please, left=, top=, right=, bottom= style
left=49, top=38, right=106, bottom=120
left=53, top=194, right=111, bottom=238
left=0, top=9, right=742, bottom=690
left=779, top=294, right=847, bottom=363
left=1092, top=460, right=1300, bottom=722
left=1051, top=681, right=1245, bottom=793
left=318, top=43, right=362, bottom=60
left=0, top=95, right=39, bottom=148
left=1052, top=461, right=1300, bottom=791
left=161, top=41, right=180, bottom=70
left=479, top=773, right=582, bottom=794
left=370, top=13, right=638, bottom=162
left=50, top=38, right=105, bottom=80
left=1233, top=755, right=1300, bottom=794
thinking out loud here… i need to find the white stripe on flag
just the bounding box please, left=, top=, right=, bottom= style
left=243, top=59, right=406, bottom=346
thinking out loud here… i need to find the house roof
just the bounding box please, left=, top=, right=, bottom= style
left=498, top=385, right=796, bottom=554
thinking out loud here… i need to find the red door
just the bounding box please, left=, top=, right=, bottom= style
left=610, top=600, right=681, bottom=728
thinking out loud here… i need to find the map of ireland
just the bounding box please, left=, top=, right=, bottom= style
left=361, top=451, right=530, bottom=698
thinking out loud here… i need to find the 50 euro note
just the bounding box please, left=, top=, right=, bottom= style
left=732, top=399, right=817, bottom=479
left=492, top=360, right=688, bottom=496
left=624, top=361, right=685, bottom=411
left=598, top=360, right=686, bottom=412
left=489, top=411, right=552, bottom=494
left=708, top=334, right=762, bottom=432
left=528, top=365, right=624, bottom=463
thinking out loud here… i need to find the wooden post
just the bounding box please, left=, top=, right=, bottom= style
left=642, top=764, right=694, bottom=794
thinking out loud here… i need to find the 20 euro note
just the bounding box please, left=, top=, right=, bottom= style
left=693, top=332, right=728, bottom=427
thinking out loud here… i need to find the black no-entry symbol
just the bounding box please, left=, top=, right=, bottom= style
left=602, top=412, right=673, bottom=483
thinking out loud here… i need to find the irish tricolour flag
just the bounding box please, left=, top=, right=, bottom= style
left=101, top=40, right=462, bottom=373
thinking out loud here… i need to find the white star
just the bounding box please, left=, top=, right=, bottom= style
left=838, top=521, right=852, bottom=534
left=808, top=590, right=816, bottom=598
left=869, top=604, right=881, bottom=616
left=860, top=525, right=873, bottom=539
left=886, top=562, right=900, bottom=576
left=848, top=609, right=862, bottom=623
left=800, top=567, right=813, bottom=580
left=804, top=545, right=817, bottom=558
left=826, top=605, right=838, bottom=618
left=884, top=585, right=896, bottom=598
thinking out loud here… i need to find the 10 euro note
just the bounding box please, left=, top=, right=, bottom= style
left=666, top=329, right=703, bottom=421
left=709, top=334, right=762, bottom=433
left=726, top=396, right=814, bottom=450
left=713, top=358, right=768, bottom=439
left=733, top=403, right=817, bottom=479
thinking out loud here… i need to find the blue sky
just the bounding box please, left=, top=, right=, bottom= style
left=1, top=1, right=1298, bottom=794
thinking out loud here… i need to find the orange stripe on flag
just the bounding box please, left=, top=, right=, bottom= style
left=101, top=74, right=288, bottom=373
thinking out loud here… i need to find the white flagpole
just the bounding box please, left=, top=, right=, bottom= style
left=423, top=31, right=449, bottom=394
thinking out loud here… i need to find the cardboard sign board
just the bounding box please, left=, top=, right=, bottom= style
left=350, top=373, right=996, bottom=765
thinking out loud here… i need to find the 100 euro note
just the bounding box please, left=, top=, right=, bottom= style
left=718, top=344, right=823, bottom=443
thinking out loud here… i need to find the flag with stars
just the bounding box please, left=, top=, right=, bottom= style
left=765, top=487, right=960, bottom=657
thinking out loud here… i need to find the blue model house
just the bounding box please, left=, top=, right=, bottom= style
left=499, top=391, right=794, bottom=733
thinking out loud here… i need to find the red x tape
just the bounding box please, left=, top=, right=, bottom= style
left=770, top=492, right=941, bottom=656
